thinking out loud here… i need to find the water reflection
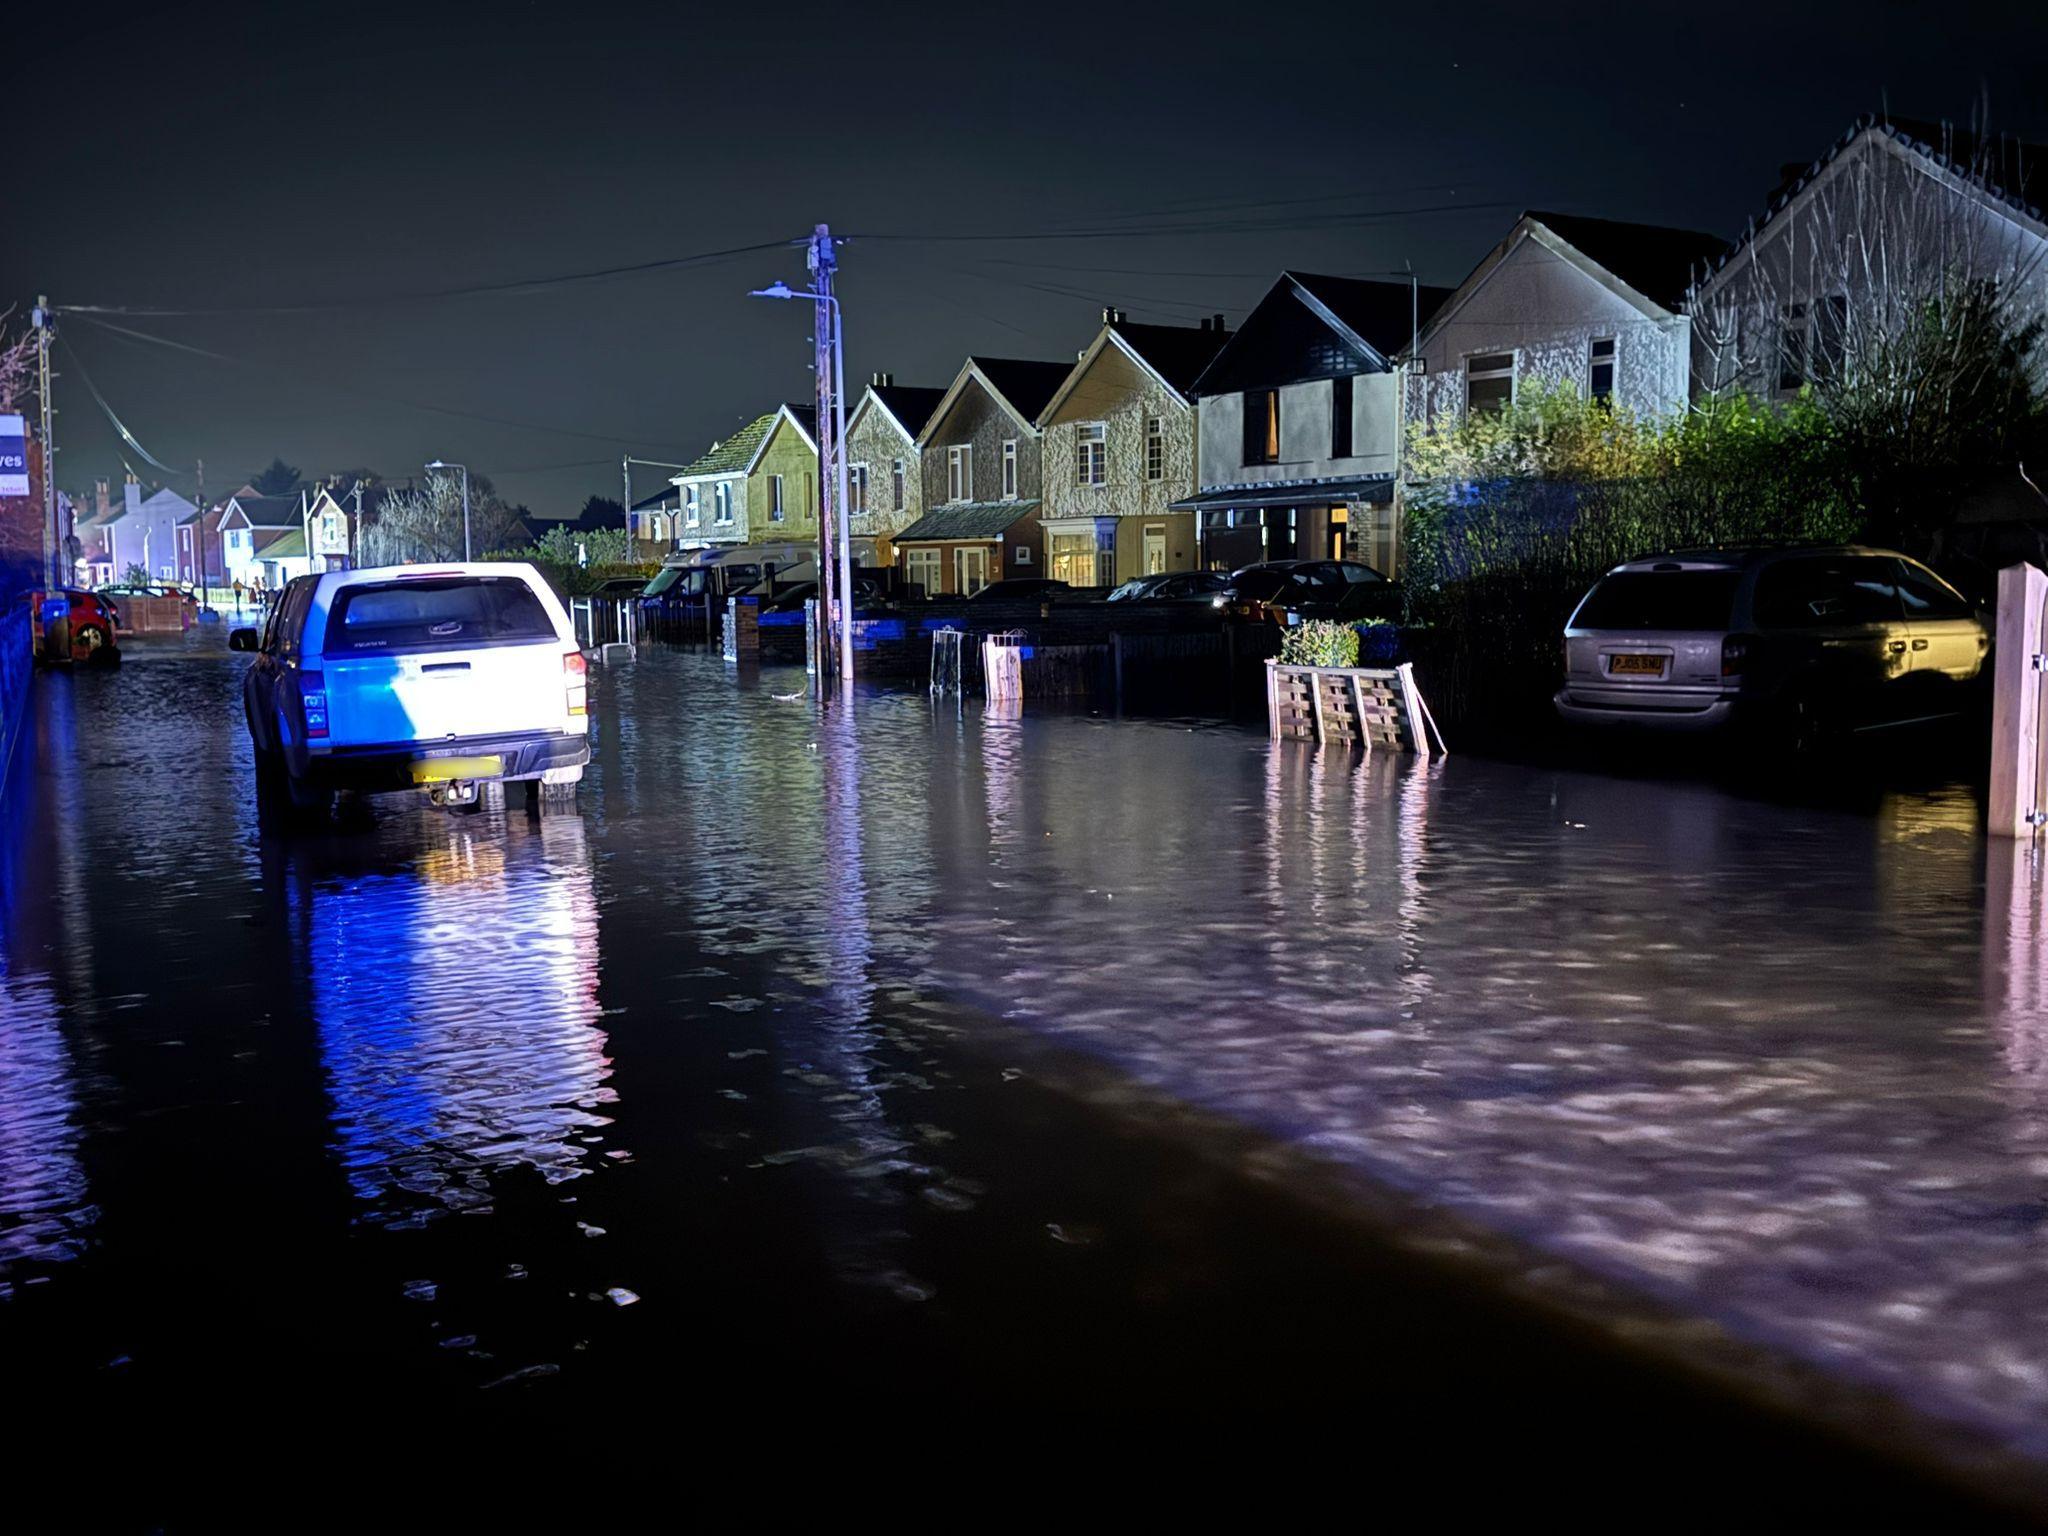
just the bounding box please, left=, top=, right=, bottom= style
left=279, top=809, right=615, bottom=1227
left=0, top=971, right=91, bottom=1292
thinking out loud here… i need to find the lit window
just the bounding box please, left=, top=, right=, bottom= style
left=1589, top=338, right=1616, bottom=403
left=1466, top=353, right=1514, bottom=414
left=1144, top=417, right=1165, bottom=480
left=948, top=445, right=972, bottom=502
left=1077, top=422, right=1107, bottom=486
left=1002, top=439, right=1019, bottom=498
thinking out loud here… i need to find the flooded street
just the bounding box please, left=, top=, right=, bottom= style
left=7, top=631, right=2048, bottom=1523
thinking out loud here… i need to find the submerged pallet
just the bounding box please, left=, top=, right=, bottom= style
left=1265, top=660, right=1443, bottom=755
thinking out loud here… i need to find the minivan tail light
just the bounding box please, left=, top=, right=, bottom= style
left=299, top=669, right=329, bottom=738
left=1721, top=636, right=1751, bottom=678
left=565, top=650, right=588, bottom=717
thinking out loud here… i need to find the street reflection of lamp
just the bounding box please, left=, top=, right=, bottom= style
left=748, top=277, right=852, bottom=684
left=424, top=460, right=471, bottom=562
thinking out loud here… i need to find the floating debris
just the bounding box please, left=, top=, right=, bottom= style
left=605, top=1287, right=640, bottom=1307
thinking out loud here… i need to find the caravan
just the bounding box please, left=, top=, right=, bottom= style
left=641, top=542, right=817, bottom=607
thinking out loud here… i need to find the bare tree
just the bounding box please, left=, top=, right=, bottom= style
left=354, top=471, right=519, bottom=566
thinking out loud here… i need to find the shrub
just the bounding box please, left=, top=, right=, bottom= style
left=1279, top=619, right=1359, bottom=669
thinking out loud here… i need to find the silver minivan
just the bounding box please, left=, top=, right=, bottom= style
left=1556, top=546, right=1988, bottom=737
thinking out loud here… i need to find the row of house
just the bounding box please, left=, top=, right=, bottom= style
left=665, top=114, right=2046, bottom=594
left=73, top=477, right=357, bottom=590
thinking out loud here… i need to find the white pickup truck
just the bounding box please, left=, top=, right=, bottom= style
left=233, top=563, right=590, bottom=813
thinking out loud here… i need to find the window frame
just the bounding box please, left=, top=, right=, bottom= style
left=714, top=482, right=733, bottom=525
left=1242, top=389, right=1280, bottom=466
left=947, top=444, right=972, bottom=503
left=1144, top=416, right=1165, bottom=481
left=1076, top=422, right=1107, bottom=487
left=891, top=459, right=906, bottom=511
left=1588, top=337, right=1617, bottom=403
left=1465, top=352, right=1515, bottom=414
left=1002, top=439, right=1019, bottom=498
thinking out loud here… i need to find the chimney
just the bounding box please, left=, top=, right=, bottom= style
left=871, top=370, right=893, bottom=387
left=1212, top=313, right=1225, bottom=332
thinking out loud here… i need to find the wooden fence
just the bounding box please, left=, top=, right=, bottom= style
left=1266, top=660, right=1444, bottom=755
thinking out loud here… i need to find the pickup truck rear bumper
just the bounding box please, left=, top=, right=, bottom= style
left=305, top=728, right=589, bottom=791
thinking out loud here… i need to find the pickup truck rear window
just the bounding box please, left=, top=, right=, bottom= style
left=326, top=577, right=557, bottom=653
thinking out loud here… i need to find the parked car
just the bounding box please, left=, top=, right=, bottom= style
left=759, top=576, right=890, bottom=615
left=1219, top=560, right=1398, bottom=624
left=28, top=588, right=123, bottom=664
left=965, top=577, right=1073, bottom=604
left=1106, top=570, right=1231, bottom=604
left=1554, top=546, right=1989, bottom=742
left=233, top=563, right=590, bottom=813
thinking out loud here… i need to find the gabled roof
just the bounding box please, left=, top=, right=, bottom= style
left=1038, top=319, right=1235, bottom=424
left=1193, top=274, right=1446, bottom=395
left=867, top=383, right=946, bottom=442
left=920, top=357, right=1072, bottom=444
left=631, top=485, right=679, bottom=512
left=1287, top=273, right=1454, bottom=359
left=224, top=493, right=302, bottom=529
left=1520, top=212, right=1726, bottom=309
left=894, top=501, right=1039, bottom=541
left=1700, top=113, right=2048, bottom=293
left=1409, top=212, right=1716, bottom=357
left=674, top=404, right=816, bottom=481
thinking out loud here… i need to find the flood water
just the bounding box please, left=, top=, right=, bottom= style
left=7, top=630, right=2048, bottom=1524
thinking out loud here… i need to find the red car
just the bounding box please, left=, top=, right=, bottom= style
left=28, top=588, right=123, bottom=664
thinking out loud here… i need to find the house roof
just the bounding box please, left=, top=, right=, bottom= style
left=894, top=501, right=1039, bottom=541
left=631, top=486, right=679, bottom=512
left=674, top=404, right=817, bottom=480
left=1104, top=321, right=1235, bottom=395
left=251, top=525, right=307, bottom=558
left=1170, top=474, right=1396, bottom=512
left=1702, top=113, right=2048, bottom=292
left=1286, top=273, right=1455, bottom=359
left=228, top=493, right=303, bottom=528
left=972, top=359, right=1072, bottom=422
left=1521, top=211, right=1727, bottom=309
left=868, top=383, right=946, bottom=441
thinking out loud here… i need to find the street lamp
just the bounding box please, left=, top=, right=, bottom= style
left=750, top=279, right=853, bottom=685
left=424, top=459, right=471, bottom=561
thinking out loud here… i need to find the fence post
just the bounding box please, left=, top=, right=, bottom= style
left=1990, top=562, right=2048, bottom=839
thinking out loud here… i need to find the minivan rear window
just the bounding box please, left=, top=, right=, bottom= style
left=325, top=577, right=556, bottom=653
left=1573, top=570, right=1742, bottom=631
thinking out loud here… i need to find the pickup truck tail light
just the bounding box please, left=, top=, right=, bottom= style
left=298, top=670, right=329, bottom=738
left=565, top=651, right=588, bottom=717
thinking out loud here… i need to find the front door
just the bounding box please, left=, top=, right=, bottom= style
left=954, top=546, right=989, bottom=596
left=1143, top=526, right=1167, bottom=575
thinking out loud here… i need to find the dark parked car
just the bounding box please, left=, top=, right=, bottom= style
left=1555, top=545, right=1989, bottom=743
left=1106, top=570, right=1231, bottom=604
left=1220, top=560, right=1398, bottom=624
left=759, top=576, right=890, bottom=615
left=965, top=577, right=1073, bottom=604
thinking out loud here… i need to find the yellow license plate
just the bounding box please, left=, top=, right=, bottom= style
left=1608, top=653, right=1667, bottom=676
left=410, top=755, right=504, bottom=784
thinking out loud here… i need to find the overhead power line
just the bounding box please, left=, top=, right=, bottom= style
left=61, top=237, right=803, bottom=318
left=69, top=313, right=687, bottom=453
left=56, top=334, right=189, bottom=478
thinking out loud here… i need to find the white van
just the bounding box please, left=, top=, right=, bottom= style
left=642, top=543, right=817, bottom=605
left=233, top=563, right=590, bottom=812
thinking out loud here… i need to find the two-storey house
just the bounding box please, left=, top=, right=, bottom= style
left=219, top=491, right=311, bottom=589
left=113, top=476, right=201, bottom=582
left=1036, top=311, right=1232, bottom=585
left=1691, top=115, right=2048, bottom=399
left=897, top=357, right=1069, bottom=595
left=669, top=404, right=819, bottom=551
left=844, top=374, right=945, bottom=569
left=1405, top=211, right=1724, bottom=431
left=1183, top=273, right=1450, bottom=575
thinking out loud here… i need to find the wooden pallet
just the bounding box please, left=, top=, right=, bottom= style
left=1265, top=660, right=1443, bottom=754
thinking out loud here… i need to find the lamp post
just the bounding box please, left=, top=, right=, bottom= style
left=749, top=271, right=853, bottom=686
left=425, top=459, right=471, bottom=561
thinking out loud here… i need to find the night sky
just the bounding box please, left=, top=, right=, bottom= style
left=12, top=0, right=2046, bottom=512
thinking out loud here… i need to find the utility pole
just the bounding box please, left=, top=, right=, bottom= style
left=807, top=224, right=853, bottom=687
left=32, top=298, right=58, bottom=586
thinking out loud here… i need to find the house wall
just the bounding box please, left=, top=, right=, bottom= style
left=743, top=415, right=820, bottom=544
left=1195, top=373, right=1400, bottom=491
left=1692, top=130, right=2048, bottom=397
left=846, top=406, right=923, bottom=565
left=896, top=521, right=1038, bottom=596
left=120, top=485, right=201, bottom=582
left=1041, top=344, right=1200, bottom=580
left=1403, top=233, right=1690, bottom=430
left=920, top=381, right=1043, bottom=510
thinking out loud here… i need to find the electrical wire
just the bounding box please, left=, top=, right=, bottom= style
left=68, top=313, right=689, bottom=452
left=61, top=238, right=804, bottom=318
left=56, top=334, right=190, bottom=478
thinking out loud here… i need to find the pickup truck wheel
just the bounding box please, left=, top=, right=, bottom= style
left=271, top=703, right=332, bottom=815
